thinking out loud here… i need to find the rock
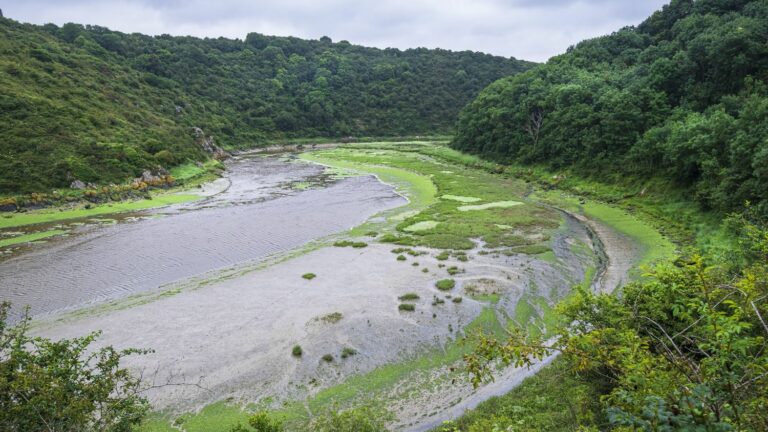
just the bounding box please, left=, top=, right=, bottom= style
left=70, top=180, right=87, bottom=189
left=175, top=105, right=184, bottom=113
left=191, top=127, right=228, bottom=160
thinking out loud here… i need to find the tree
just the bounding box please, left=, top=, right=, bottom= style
left=464, top=212, right=768, bottom=430
left=0, top=303, right=149, bottom=431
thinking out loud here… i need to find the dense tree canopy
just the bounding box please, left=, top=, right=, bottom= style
left=452, top=0, right=768, bottom=216
left=0, top=17, right=531, bottom=193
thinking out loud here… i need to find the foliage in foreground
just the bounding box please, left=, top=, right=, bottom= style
left=0, top=302, right=149, bottom=431
left=463, top=211, right=768, bottom=430
left=230, top=405, right=390, bottom=432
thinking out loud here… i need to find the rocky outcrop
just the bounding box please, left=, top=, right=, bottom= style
left=192, top=127, right=227, bottom=160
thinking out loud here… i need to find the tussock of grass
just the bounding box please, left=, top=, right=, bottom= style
left=398, top=303, right=416, bottom=311
left=321, top=354, right=334, bottom=363
left=398, top=293, right=420, bottom=301
left=318, top=312, right=343, bottom=323
left=302, top=273, right=317, bottom=280
left=292, top=345, right=303, bottom=357
left=341, top=347, right=357, bottom=359
left=435, top=279, right=456, bottom=291
left=333, top=240, right=368, bottom=248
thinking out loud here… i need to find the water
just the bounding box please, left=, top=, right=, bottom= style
left=0, top=154, right=406, bottom=318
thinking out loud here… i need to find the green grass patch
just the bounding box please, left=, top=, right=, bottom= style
left=398, top=293, right=420, bottom=301
left=0, top=229, right=66, bottom=247
left=333, top=240, right=368, bottom=248
left=435, top=279, right=456, bottom=291
left=398, top=303, right=416, bottom=311
left=0, top=193, right=201, bottom=229
left=301, top=273, right=316, bottom=280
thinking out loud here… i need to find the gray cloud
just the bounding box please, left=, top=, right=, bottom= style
left=3, top=0, right=669, bottom=61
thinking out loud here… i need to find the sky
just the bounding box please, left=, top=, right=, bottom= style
left=4, top=0, right=670, bottom=62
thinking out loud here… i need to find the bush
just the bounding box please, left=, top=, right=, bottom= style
left=292, top=345, right=302, bottom=357
left=452, top=296, right=463, bottom=303
left=248, top=411, right=284, bottom=432
left=398, top=303, right=416, bottom=311
left=396, top=255, right=407, bottom=261
left=435, top=279, right=456, bottom=290
left=321, top=354, right=334, bottom=362
left=0, top=302, right=149, bottom=431
left=398, top=293, right=420, bottom=301
left=302, top=273, right=316, bottom=280
left=308, top=405, right=391, bottom=432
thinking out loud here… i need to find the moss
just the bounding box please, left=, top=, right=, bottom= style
left=435, top=279, right=456, bottom=291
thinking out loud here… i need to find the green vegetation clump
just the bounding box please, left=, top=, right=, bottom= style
left=291, top=345, right=302, bottom=357
left=436, top=251, right=450, bottom=261
left=398, top=293, right=420, bottom=301
left=398, top=303, right=416, bottom=312
left=0, top=302, right=149, bottom=431
left=452, top=297, right=463, bottom=304
left=435, top=279, right=456, bottom=291
left=301, top=273, right=316, bottom=280
left=340, top=347, right=357, bottom=359
left=321, top=354, right=334, bottom=363
left=446, top=266, right=462, bottom=276
left=396, top=255, right=407, bottom=261
left=333, top=240, right=368, bottom=248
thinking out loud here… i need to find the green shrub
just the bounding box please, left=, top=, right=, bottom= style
left=435, top=279, right=456, bottom=291
left=396, top=255, right=406, bottom=261
left=302, top=273, right=316, bottom=280
left=452, top=296, right=463, bottom=303
left=321, top=354, right=334, bottom=362
left=398, top=293, right=420, bottom=301
left=398, top=303, right=416, bottom=311
left=246, top=411, right=284, bottom=432
left=341, top=347, right=357, bottom=359
left=292, top=345, right=302, bottom=357
left=436, top=251, right=450, bottom=260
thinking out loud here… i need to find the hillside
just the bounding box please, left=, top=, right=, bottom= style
left=0, top=17, right=532, bottom=193
left=452, top=0, right=768, bottom=216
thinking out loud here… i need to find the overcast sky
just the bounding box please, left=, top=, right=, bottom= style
left=4, top=0, right=669, bottom=62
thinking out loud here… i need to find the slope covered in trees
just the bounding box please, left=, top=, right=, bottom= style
left=0, top=17, right=532, bottom=193
left=452, top=0, right=768, bottom=216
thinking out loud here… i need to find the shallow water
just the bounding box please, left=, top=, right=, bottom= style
left=0, top=155, right=405, bottom=318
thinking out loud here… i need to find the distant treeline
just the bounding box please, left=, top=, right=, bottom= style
left=0, top=18, right=531, bottom=192
left=453, top=0, right=768, bottom=216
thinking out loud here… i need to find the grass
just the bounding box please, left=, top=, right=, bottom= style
left=292, top=345, right=303, bottom=357
left=333, top=240, right=368, bottom=248
left=0, top=193, right=201, bottom=229
left=398, top=303, right=416, bottom=311
left=301, top=273, right=316, bottom=280
left=440, top=195, right=481, bottom=203
left=341, top=347, right=358, bottom=359
left=0, top=229, right=66, bottom=247
left=322, top=354, right=334, bottom=363
left=435, top=279, right=456, bottom=291
left=398, top=293, right=420, bottom=301
left=396, top=255, right=406, bottom=261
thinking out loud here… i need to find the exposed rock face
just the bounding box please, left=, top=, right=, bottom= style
left=192, top=127, right=227, bottom=160
left=70, top=180, right=87, bottom=190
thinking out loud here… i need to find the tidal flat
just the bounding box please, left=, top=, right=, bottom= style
left=9, top=142, right=665, bottom=431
